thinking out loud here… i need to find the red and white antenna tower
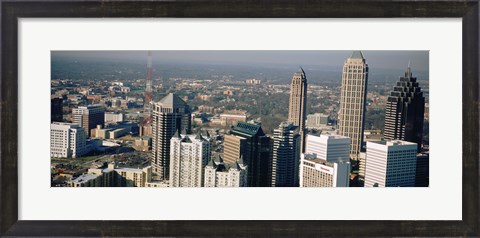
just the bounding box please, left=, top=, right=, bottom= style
left=143, top=51, right=153, bottom=125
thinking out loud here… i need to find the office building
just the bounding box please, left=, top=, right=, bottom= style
left=299, top=154, right=350, bottom=187
left=204, top=155, right=248, bottom=187
left=305, top=134, right=351, bottom=164
left=224, top=122, right=271, bottom=187
left=51, top=97, right=63, bottom=122
left=169, top=132, right=211, bottom=187
left=151, top=93, right=192, bottom=180
left=287, top=67, right=308, bottom=152
left=271, top=122, right=301, bottom=187
left=72, top=105, right=105, bottom=137
left=364, top=140, right=417, bottom=187
left=384, top=65, right=425, bottom=152
left=50, top=122, right=87, bottom=158
left=338, top=51, right=368, bottom=161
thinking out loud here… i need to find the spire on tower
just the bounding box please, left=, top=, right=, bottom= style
left=405, top=61, right=413, bottom=78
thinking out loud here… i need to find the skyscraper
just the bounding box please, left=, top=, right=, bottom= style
left=151, top=93, right=191, bottom=180
left=72, top=105, right=105, bottom=137
left=384, top=65, right=425, bottom=152
left=169, top=132, right=211, bottom=187
left=271, top=122, right=301, bottom=187
left=338, top=51, right=368, bottom=161
left=224, top=122, right=271, bottom=187
left=364, top=140, right=417, bottom=187
left=287, top=67, right=307, bottom=153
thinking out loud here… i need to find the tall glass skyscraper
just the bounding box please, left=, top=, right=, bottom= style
left=338, top=51, right=368, bottom=161
left=384, top=66, right=425, bottom=152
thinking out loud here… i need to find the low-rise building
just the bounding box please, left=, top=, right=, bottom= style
left=68, top=163, right=152, bottom=187
left=133, top=136, right=152, bottom=152
left=306, top=113, right=329, bottom=128
left=68, top=173, right=102, bottom=187
left=105, top=112, right=124, bottom=124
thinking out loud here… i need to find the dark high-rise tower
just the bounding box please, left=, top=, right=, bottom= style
left=225, top=122, right=272, bottom=187
left=51, top=97, right=63, bottom=122
left=151, top=93, right=191, bottom=180
left=384, top=65, right=425, bottom=152
left=287, top=67, right=307, bottom=153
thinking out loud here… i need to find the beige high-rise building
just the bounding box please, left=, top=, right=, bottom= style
left=338, top=51, right=368, bottom=161
left=287, top=67, right=307, bottom=152
left=223, top=134, right=247, bottom=165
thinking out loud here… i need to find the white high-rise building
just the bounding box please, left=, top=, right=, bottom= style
left=169, top=132, right=211, bottom=187
left=50, top=122, right=87, bottom=158
left=300, top=134, right=351, bottom=187
left=299, top=154, right=350, bottom=187
left=305, top=134, right=351, bottom=163
left=204, top=155, right=248, bottom=187
left=364, top=140, right=417, bottom=187
left=338, top=51, right=368, bottom=161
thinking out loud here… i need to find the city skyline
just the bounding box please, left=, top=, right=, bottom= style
left=51, top=50, right=429, bottom=188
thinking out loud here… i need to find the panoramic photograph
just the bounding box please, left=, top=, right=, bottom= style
left=50, top=50, right=429, bottom=188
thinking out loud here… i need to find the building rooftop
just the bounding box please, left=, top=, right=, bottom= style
left=368, top=140, right=417, bottom=147
left=157, top=93, right=186, bottom=107
left=231, top=121, right=265, bottom=136
left=71, top=173, right=100, bottom=183
left=350, top=51, right=365, bottom=60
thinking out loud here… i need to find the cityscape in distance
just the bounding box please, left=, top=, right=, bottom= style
left=50, top=50, right=429, bottom=188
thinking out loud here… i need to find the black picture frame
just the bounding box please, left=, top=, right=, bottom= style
left=1, top=0, right=479, bottom=237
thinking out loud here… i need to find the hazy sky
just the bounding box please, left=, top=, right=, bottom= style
left=52, top=50, right=429, bottom=72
